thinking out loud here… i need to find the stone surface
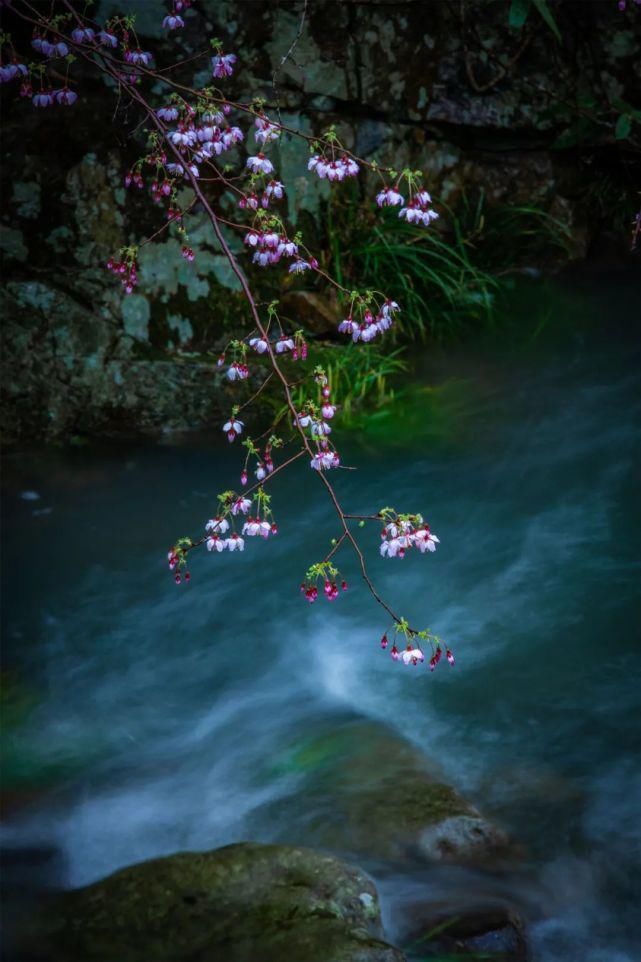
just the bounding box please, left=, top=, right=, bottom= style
left=399, top=899, right=528, bottom=960
left=16, top=842, right=406, bottom=962
left=258, top=721, right=513, bottom=865
left=0, top=283, right=231, bottom=445
left=417, top=815, right=510, bottom=863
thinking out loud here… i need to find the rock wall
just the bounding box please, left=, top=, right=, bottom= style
left=1, top=0, right=639, bottom=444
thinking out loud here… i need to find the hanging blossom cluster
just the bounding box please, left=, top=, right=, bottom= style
left=338, top=299, right=400, bottom=344
left=379, top=512, right=440, bottom=559
left=291, top=369, right=341, bottom=471
left=5, top=1, right=455, bottom=673
left=301, top=560, right=348, bottom=603
left=381, top=625, right=454, bottom=671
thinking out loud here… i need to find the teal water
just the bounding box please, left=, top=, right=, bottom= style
left=2, top=278, right=640, bottom=961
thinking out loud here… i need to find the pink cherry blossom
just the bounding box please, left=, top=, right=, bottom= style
left=212, top=53, right=237, bottom=78
left=206, top=517, right=230, bottom=534
left=275, top=336, right=294, bottom=354
left=246, top=154, right=274, bottom=175
left=163, top=14, right=185, bottom=29
left=242, top=518, right=260, bottom=536
left=54, top=88, right=78, bottom=105
left=231, top=497, right=252, bottom=516
left=253, top=250, right=275, bottom=267
left=125, top=48, right=152, bottom=66
left=241, top=517, right=274, bottom=538
left=380, top=538, right=401, bottom=558
left=289, top=259, right=311, bottom=274
left=206, top=534, right=226, bottom=552
left=224, top=126, right=244, bottom=145
left=169, top=125, right=197, bottom=147
left=226, top=533, right=245, bottom=551
left=249, top=336, right=269, bottom=354
left=71, top=27, right=96, bottom=44
left=227, top=361, right=249, bottom=381
left=0, top=62, right=28, bottom=83
left=401, top=647, right=425, bottom=665
left=223, top=416, right=244, bottom=441
left=360, top=324, right=379, bottom=343
left=41, top=40, right=69, bottom=57
left=263, top=180, right=284, bottom=202
left=341, top=155, right=360, bottom=177
left=325, top=161, right=346, bottom=182
left=398, top=191, right=439, bottom=227
left=310, top=450, right=340, bottom=471
left=308, top=154, right=359, bottom=181
left=310, top=420, right=331, bottom=437
left=32, top=91, right=54, bottom=107
left=255, top=117, right=280, bottom=145
left=196, top=123, right=216, bottom=143
left=98, top=30, right=118, bottom=47
left=239, top=193, right=258, bottom=210
left=414, top=527, right=440, bottom=553
left=308, top=155, right=327, bottom=177
left=376, top=186, right=405, bottom=207
left=278, top=239, right=298, bottom=257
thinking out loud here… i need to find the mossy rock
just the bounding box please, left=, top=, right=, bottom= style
left=17, top=842, right=405, bottom=962
left=262, top=721, right=511, bottom=864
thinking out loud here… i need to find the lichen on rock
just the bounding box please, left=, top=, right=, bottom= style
left=19, top=842, right=406, bottom=962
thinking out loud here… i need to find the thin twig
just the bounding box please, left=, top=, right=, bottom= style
left=272, top=0, right=308, bottom=124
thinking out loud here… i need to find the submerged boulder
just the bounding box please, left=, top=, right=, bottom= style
left=18, top=842, right=405, bottom=962
left=399, top=899, right=528, bottom=961
left=261, top=720, right=513, bottom=865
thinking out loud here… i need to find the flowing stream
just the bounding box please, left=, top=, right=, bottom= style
left=2, top=277, right=640, bottom=961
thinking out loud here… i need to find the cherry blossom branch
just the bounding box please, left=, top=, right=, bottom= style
left=235, top=372, right=275, bottom=414
left=116, top=74, right=412, bottom=628
left=4, top=1, right=452, bottom=666
left=170, top=447, right=308, bottom=556
left=25, top=1, right=400, bottom=177
left=343, top=514, right=383, bottom=521
left=324, top=531, right=347, bottom=564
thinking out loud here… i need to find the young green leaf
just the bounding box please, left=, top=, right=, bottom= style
left=509, top=0, right=531, bottom=29
left=615, top=114, right=632, bottom=140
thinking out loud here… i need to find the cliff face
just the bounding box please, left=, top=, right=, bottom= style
left=1, top=0, right=639, bottom=445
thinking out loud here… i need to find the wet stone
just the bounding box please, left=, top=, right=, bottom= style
left=16, top=842, right=407, bottom=962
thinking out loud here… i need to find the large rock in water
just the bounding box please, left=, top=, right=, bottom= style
left=17, top=842, right=405, bottom=962
left=260, top=720, right=513, bottom=865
